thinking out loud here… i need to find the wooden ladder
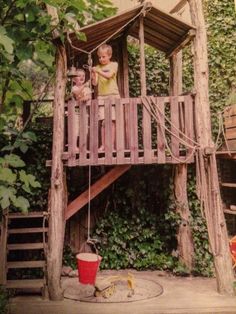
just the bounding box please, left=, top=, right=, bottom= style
left=0, top=211, right=48, bottom=296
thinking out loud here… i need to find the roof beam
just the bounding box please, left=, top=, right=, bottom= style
left=169, top=0, right=188, bottom=14
left=167, top=29, right=195, bottom=58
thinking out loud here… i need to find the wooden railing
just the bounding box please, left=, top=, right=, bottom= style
left=65, top=95, right=195, bottom=166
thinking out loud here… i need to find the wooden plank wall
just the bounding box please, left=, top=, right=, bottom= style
left=65, top=96, right=195, bottom=166
left=224, top=104, right=236, bottom=150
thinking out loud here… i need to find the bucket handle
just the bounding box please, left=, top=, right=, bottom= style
left=79, top=238, right=100, bottom=261
left=87, top=238, right=100, bottom=261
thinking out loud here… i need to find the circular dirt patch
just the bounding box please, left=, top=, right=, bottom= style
left=62, top=275, right=163, bottom=303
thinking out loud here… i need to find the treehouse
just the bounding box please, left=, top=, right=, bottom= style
left=64, top=2, right=196, bottom=168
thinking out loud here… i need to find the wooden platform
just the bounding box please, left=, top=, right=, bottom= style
left=62, top=95, right=195, bottom=167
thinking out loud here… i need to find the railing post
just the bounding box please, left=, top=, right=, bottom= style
left=67, top=99, right=78, bottom=167
left=89, top=99, right=98, bottom=165
left=79, top=101, right=88, bottom=165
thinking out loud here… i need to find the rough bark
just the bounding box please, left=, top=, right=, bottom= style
left=47, top=42, right=67, bottom=300
left=170, top=52, right=194, bottom=271
left=174, top=163, right=194, bottom=270
left=189, top=0, right=234, bottom=295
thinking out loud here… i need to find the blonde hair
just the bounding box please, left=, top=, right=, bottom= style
left=97, top=44, right=113, bottom=57
left=76, top=68, right=85, bottom=76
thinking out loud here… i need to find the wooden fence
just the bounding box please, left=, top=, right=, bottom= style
left=64, top=95, right=195, bottom=166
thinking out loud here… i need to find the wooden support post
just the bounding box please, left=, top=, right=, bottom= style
left=170, top=51, right=194, bottom=271
left=121, top=35, right=130, bottom=149
left=189, top=0, right=234, bottom=295
left=46, top=4, right=67, bottom=301
left=139, top=15, right=146, bottom=97
left=121, top=35, right=129, bottom=98
left=139, top=14, right=152, bottom=162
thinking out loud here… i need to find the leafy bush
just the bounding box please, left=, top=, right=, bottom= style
left=128, top=44, right=169, bottom=97
left=22, top=122, right=52, bottom=210
left=205, top=0, right=236, bottom=136
left=94, top=206, right=178, bottom=270
left=0, top=286, right=8, bottom=314
left=0, top=115, right=41, bottom=213
left=187, top=169, right=214, bottom=277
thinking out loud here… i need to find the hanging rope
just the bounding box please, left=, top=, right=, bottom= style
left=84, top=54, right=98, bottom=249
left=141, top=96, right=199, bottom=163
left=87, top=164, right=92, bottom=240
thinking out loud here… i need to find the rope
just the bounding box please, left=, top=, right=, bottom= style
left=141, top=96, right=199, bottom=163
left=87, top=164, right=91, bottom=240
left=144, top=96, right=199, bottom=147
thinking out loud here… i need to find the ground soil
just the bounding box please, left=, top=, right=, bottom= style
left=9, top=270, right=236, bottom=314
left=62, top=273, right=163, bottom=302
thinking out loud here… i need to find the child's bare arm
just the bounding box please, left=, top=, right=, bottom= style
left=91, top=69, right=98, bottom=86
left=92, top=67, right=114, bottom=79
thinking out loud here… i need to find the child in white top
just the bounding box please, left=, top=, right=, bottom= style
left=72, top=69, right=91, bottom=102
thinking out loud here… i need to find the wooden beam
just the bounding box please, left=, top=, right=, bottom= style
left=169, top=0, right=188, bottom=14
left=121, top=35, right=129, bottom=98
left=139, top=14, right=152, bottom=162
left=167, top=29, right=196, bottom=58
left=65, top=165, right=131, bottom=220
left=139, top=15, right=146, bottom=95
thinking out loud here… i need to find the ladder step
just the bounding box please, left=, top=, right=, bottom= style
left=224, top=209, right=236, bottom=215
left=8, top=243, right=45, bottom=250
left=6, top=279, right=45, bottom=289
left=7, top=260, right=46, bottom=269
left=8, top=211, right=47, bottom=219
left=221, top=182, right=236, bottom=188
left=8, top=227, right=48, bottom=234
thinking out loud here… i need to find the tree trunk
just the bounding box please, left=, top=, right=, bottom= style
left=47, top=42, right=67, bottom=300
left=170, top=52, right=194, bottom=271
left=174, top=164, right=194, bottom=270
left=189, top=0, right=234, bottom=295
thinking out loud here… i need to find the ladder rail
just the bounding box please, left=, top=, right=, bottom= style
left=0, top=211, right=8, bottom=285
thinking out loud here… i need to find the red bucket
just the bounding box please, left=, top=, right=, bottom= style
left=76, top=253, right=102, bottom=285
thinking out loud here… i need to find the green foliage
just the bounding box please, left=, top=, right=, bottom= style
left=128, top=44, right=169, bottom=97
left=0, top=286, right=8, bottom=314
left=94, top=206, right=178, bottom=270
left=205, top=0, right=236, bottom=136
left=21, top=122, right=52, bottom=210
left=92, top=166, right=182, bottom=271
left=187, top=169, right=214, bottom=277
left=0, top=0, right=116, bottom=113
left=0, top=116, right=41, bottom=213
left=63, top=245, right=77, bottom=269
